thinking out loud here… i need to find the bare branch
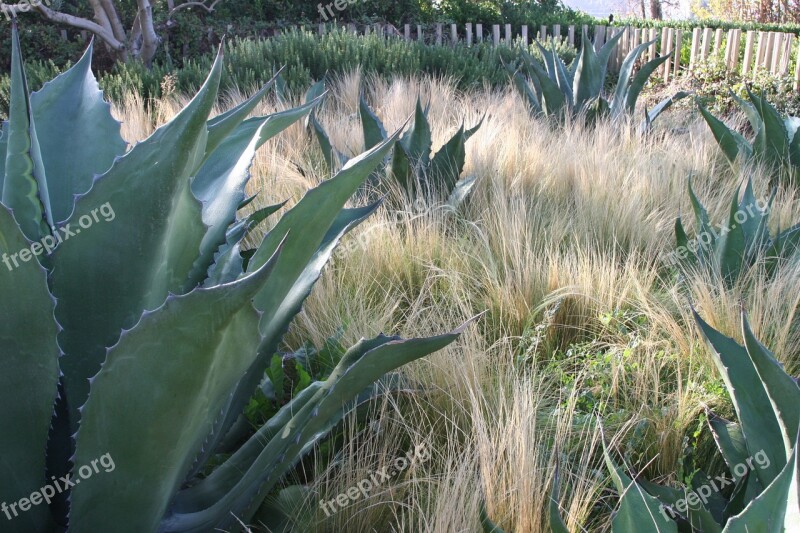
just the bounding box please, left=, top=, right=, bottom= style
left=168, top=0, right=223, bottom=18
left=0, top=2, right=126, bottom=51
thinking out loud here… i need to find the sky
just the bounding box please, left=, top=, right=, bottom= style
left=560, top=0, right=694, bottom=19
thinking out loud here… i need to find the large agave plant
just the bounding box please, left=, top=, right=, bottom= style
left=598, top=309, right=800, bottom=532
left=698, top=90, right=800, bottom=184
left=305, top=80, right=483, bottom=204
left=671, top=177, right=800, bottom=287
left=511, top=29, right=688, bottom=128
left=0, top=25, right=468, bottom=532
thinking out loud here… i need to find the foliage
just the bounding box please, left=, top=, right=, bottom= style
left=610, top=17, right=800, bottom=35
left=510, top=29, right=688, bottom=128
left=698, top=90, right=800, bottom=184
left=0, top=24, right=467, bottom=531
left=598, top=310, right=800, bottom=532
left=671, top=177, right=800, bottom=287
left=0, top=28, right=576, bottom=118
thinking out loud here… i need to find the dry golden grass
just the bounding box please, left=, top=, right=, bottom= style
left=112, top=72, right=800, bottom=532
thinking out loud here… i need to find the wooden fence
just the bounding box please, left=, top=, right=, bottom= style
left=314, top=22, right=800, bottom=90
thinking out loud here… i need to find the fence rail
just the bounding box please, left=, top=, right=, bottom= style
left=310, top=22, right=800, bottom=90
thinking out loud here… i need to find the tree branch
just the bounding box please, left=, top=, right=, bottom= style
left=168, top=0, right=223, bottom=18
left=0, top=2, right=126, bottom=51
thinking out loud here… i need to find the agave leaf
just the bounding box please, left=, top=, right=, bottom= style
left=2, top=22, right=51, bottom=241
left=687, top=177, right=717, bottom=266
left=0, top=205, right=60, bottom=533
left=161, top=322, right=470, bottom=531
left=512, top=71, right=543, bottom=115
left=748, top=89, right=791, bottom=167
left=625, top=52, right=670, bottom=114
left=405, top=97, right=433, bottom=166
left=479, top=500, right=508, bottom=533
left=693, top=310, right=787, bottom=487
left=430, top=123, right=468, bottom=195
left=611, top=38, right=656, bottom=117
left=391, top=142, right=414, bottom=193
left=698, top=102, right=753, bottom=164
left=729, top=90, right=762, bottom=133
left=205, top=70, right=281, bottom=157
left=714, top=193, right=747, bottom=286
left=722, top=432, right=799, bottom=532
left=550, top=460, right=570, bottom=533
left=252, top=485, right=313, bottom=533
left=0, top=121, right=6, bottom=188
left=30, top=41, right=127, bottom=224
left=69, top=246, right=282, bottom=533
left=723, top=470, right=755, bottom=520
left=189, top=98, right=320, bottom=288
left=448, top=174, right=480, bottom=208
left=303, top=78, right=327, bottom=128
left=360, top=92, right=387, bottom=150
left=50, top=51, right=224, bottom=428
left=738, top=178, right=769, bottom=250
left=309, top=110, right=346, bottom=173
left=529, top=61, right=566, bottom=117
left=603, top=440, right=678, bottom=532
left=741, top=312, right=800, bottom=458
left=675, top=216, right=697, bottom=266
left=708, top=414, right=750, bottom=483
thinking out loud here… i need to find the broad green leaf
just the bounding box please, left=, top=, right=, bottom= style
left=612, top=38, right=656, bottom=117
left=360, top=92, right=387, bottom=150
left=550, top=460, right=570, bottom=533
left=715, top=194, right=747, bottom=286
left=730, top=91, right=762, bottom=133
left=748, top=89, right=791, bottom=167
left=404, top=97, right=433, bottom=167
left=0, top=121, right=7, bottom=190
left=50, top=52, right=224, bottom=427
left=309, top=110, right=345, bottom=173
left=693, top=310, right=786, bottom=487
left=698, top=102, right=753, bottom=164
left=512, top=71, right=543, bottom=115
left=70, top=251, right=282, bottom=533
left=430, top=123, right=468, bottom=195
left=189, top=98, right=319, bottom=287
left=205, top=70, right=280, bottom=157
left=603, top=440, right=678, bottom=533
left=2, top=23, right=51, bottom=241
left=708, top=414, right=750, bottom=483
left=30, top=40, right=127, bottom=224
left=722, top=436, right=799, bottom=532
left=625, top=52, right=670, bottom=113
left=0, top=205, right=60, bottom=533
left=530, top=61, right=566, bottom=117
left=160, top=322, right=470, bottom=531
left=479, top=500, right=508, bottom=533
left=742, top=312, right=800, bottom=458
left=641, top=91, right=690, bottom=133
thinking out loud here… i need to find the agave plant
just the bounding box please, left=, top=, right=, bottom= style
left=597, top=309, right=800, bottom=532
left=510, top=29, right=689, bottom=129
left=0, top=24, right=469, bottom=532
left=670, top=177, right=800, bottom=287
left=698, top=90, right=800, bottom=183
left=305, top=79, right=483, bottom=204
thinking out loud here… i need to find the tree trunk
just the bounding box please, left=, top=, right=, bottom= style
left=649, top=0, right=663, bottom=19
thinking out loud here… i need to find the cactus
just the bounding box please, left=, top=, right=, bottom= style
left=0, top=24, right=469, bottom=532
left=671, top=177, right=800, bottom=287
left=698, top=90, right=800, bottom=184
left=304, top=79, right=483, bottom=205
left=599, top=309, right=800, bottom=532
left=510, top=29, right=688, bottom=129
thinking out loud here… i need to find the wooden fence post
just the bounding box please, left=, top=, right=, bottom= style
left=505, top=23, right=512, bottom=44
left=701, top=27, right=712, bottom=61
left=689, top=27, right=701, bottom=71
left=553, top=24, right=561, bottom=40
left=742, top=30, right=755, bottom=75
left=476, top=23, right=483, bottom=43
left=713, top=28, right=724, bottom=58
left=594, top=25, right=606, bottom=50
left=417, top=24, right=424, bottom=42
left=660, top=27, right=669, bottom=73
left=404, top=24, right=411, bottom=41
left=466, top=23, right=473, bottom=46
left=794, top=38, right=800, bottom=90
left=540, top=24, right=547, bottom=41
left=581, top=24, right=589, bottom=43
left=763, top=32, right=776, bottom=71
left=435, top=23, right=442, bottom=45
left=771, top=32, right=784, bottom=73
left=662, top=28, right=674, bottom=81
left=451, top=23, right=458, bottom=44
left=493, top=24, right=500, bottom=46
left=522, top=25, right=529, bottom=46
left=568, top=25, right=575, bottom=46
left=648, top=28, right=657, bottom=62
left=673, top=29, right=682, bottom=77
left=780, top=34, right=794, bottom=76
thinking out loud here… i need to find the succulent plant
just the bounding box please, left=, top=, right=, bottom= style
left=0, top=24, right=468, bottom=532
left=698, top=90, right=800, bottom=184
left=510, top=29, right=688, bottom=129
left=304, top=79, right=483, bottom=205
left=597, top=309, right=800, bottom=532
left=670, top=177, right=800, bottom=287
